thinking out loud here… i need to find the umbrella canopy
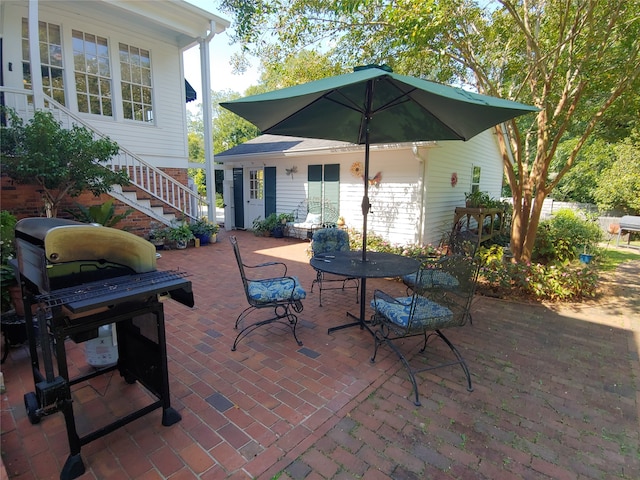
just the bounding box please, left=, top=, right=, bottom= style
left=221, top=65, right=537, bottom=258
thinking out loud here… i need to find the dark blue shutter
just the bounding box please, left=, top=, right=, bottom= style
left=233, top=168, right=244, bottom=228
left=264, top=167, right=276, bottom=216
left=323, top=164, right=340, bottom=222
left=308, top=165, right=323, bottom=214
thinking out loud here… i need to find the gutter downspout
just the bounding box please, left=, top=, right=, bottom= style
left=412, top=143, right=427, bottom=245
left=200, top=22, right=216, bottom=224
left=28, top=0, right=44, bottom=109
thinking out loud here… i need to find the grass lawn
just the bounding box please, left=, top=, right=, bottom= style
left=598, top=243, right=640, bottom=272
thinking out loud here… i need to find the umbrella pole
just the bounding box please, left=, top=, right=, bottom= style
left=361, top=80, right=373, bottom=263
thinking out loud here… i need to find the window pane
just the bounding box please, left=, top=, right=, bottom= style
left=39, top=42, right=48, bottom=63
left=140, top=50, right=150, bottom=68
left=132, top=66, right=141, bottom=84
left=22, top=39, right=29, bottom=61
left=87, top=75, right=99, bottom=95
left=74, top=54, right=85, bottom=72
left=50, top=45, right=62, bottom=67
left=72, top=31, right=84, bottom=53
left=141, top=87, right=151, bottom=104
left=49, top=24, right=61, bottom=45
left=121, top=63, right=131, bottom=82
left=123, top=101, right=133, bottom=119
left=85, top=34, right=96, bottom=55
left=97, top=37, right=109, bottom=57
left=103, top=99, right=112, bottom=117
left=98, top=57, right=110, bottom=76
left=77, top=93, right=88, bottom=113
left=100, top=79, right=111, bottom=97
left=86, top=55, right=98, bottom=74
left=141, top=68, right=151, bottom=86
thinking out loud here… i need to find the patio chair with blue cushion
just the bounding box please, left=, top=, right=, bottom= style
left=310, top=228, right=359, bottom=306
left=230, top=236, right=307, bottom=351
left=370, top=255, right=479, bottom=406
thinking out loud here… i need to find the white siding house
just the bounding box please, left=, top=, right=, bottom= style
left=216, top=129, right=505, bottom=247
left=1, top=0, right=229, bottom=224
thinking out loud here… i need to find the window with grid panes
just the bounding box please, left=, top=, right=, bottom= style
left=249, top=169, right=264, bottom=200
left=119, top=43, right=153, bottom=122
left=72, top=30, right=112, bottom=116
left=21, top=18, right=66, bottom=105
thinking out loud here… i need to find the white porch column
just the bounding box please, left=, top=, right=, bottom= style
left=28, top=0, right=44, bottom=109
left=200, top=31, right=215, bottom=224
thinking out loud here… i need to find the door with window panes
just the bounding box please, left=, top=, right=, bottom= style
left=244, top=168, right=265, bottom=228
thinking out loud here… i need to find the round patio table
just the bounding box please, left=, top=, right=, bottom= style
left=310, top=251, right=419, bottom=334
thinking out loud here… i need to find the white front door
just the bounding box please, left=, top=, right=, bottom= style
left=244, top=167, right=264, bottom=228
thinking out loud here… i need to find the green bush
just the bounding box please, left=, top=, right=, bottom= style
left=477, top=243, right=600, bottom=301
left=533, top=208, right=602, bottom=262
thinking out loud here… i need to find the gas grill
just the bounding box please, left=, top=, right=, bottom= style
left=14, top=218, right=194, bottom=480
left=617, top=215, right=640, bottom=246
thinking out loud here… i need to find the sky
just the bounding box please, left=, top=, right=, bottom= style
left=183, top=0, right=260, bottom=112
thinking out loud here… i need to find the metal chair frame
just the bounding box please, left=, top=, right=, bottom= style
left=371, top=255, right=479, bottom=406
left=310, top=228, right=359, bottom=307
left=230, top=236, right=306, bottom=351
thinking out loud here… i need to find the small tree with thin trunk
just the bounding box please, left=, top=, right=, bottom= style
left=0, top=109, right=129, bottom=217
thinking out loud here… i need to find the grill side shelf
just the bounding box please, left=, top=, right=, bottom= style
left=36, top=270, right=193, bottom=312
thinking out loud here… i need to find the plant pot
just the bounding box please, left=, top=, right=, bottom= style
left=579, top=253, right=593, bottom=264
left=210, top=233, right=217, bottom=243
left=175, top=239, right=188, bottom=249
left=272, top=226, right=285, bottom=238
left=195, top=233, right=210, bottom=246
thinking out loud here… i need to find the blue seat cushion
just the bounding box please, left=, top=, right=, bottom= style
left=248, top=276, right=307, bottom=303
left=371, top=296, right=453, bottom=328
left=402, top=269, right=459, bottom=290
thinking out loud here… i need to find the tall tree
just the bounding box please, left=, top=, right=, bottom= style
left=220, top=0, right=640, bottom=261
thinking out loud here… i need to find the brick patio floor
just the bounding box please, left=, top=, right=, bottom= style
left=1, top=229, right=638, bottom=479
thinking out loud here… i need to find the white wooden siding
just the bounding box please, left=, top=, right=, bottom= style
left=223, top=131, right=504, bottom=246
left=3, top=2, right=189, bottom=169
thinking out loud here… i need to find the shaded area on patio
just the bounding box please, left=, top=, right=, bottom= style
left=1, top=230, right=639, bottom=479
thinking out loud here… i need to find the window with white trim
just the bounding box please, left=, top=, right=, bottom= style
left=249, top=169, right=264, bottom=200
left=471, top=166, right=481, bottom=193
left=72, top=30, right=112, bottom=116
left=119, top=43, right=153, bottom=122
left=21, top=18, right=66, bottom=105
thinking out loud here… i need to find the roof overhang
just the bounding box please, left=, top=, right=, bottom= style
left=33, top=0, right=230, bottom=50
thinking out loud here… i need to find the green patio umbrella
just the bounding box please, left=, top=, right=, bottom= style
left=220, top=65, right=537, bottom=259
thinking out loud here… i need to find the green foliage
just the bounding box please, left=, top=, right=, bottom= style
left=346, top=228, right=444, bottom=258
left=594, top=139, right=640, bottom=214
left=0, top=109, right=128, bottom=217
left=551, top=138, right=615, bottom=203
left=167, top=220, right=195, bottom=243
left=66, top=199, right=133, bottom=228
left=1, top=211, right=18, bottom=310
left=189, top=218, right=219, bottom=236
left=478, top=258, right=600, bottom=301
left=219, top=0, right=640, bottom=263
left=533, top=209, right=602, bottom=262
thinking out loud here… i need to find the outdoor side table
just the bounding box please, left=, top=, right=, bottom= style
left=310, top=251, right=419, bottom=334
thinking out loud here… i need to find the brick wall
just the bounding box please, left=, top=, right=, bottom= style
left=1, top=168, right=190, bottom=237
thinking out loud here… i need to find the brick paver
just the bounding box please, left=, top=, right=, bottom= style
left=1, top=230, right=638, bottom=479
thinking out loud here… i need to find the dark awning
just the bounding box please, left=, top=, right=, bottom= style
left=185, top=79, right=197, bottom=103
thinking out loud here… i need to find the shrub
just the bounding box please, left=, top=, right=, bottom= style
left=533, top=208, right=602, bottom=262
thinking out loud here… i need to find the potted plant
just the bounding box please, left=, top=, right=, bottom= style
left=464, top=191, right=491, bottom=208
left=147, top=222, right=168, bottom=250
left=189, top=218, right=219, bottom=245
left=167, top=221, right=195, bottom=249
left=273, top=213, right=295, bottom=238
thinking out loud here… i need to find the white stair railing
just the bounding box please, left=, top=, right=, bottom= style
left=1, top=87, right=207, bottom=224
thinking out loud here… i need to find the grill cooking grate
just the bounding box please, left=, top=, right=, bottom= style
left=36, top=270, right=190, bottom=309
